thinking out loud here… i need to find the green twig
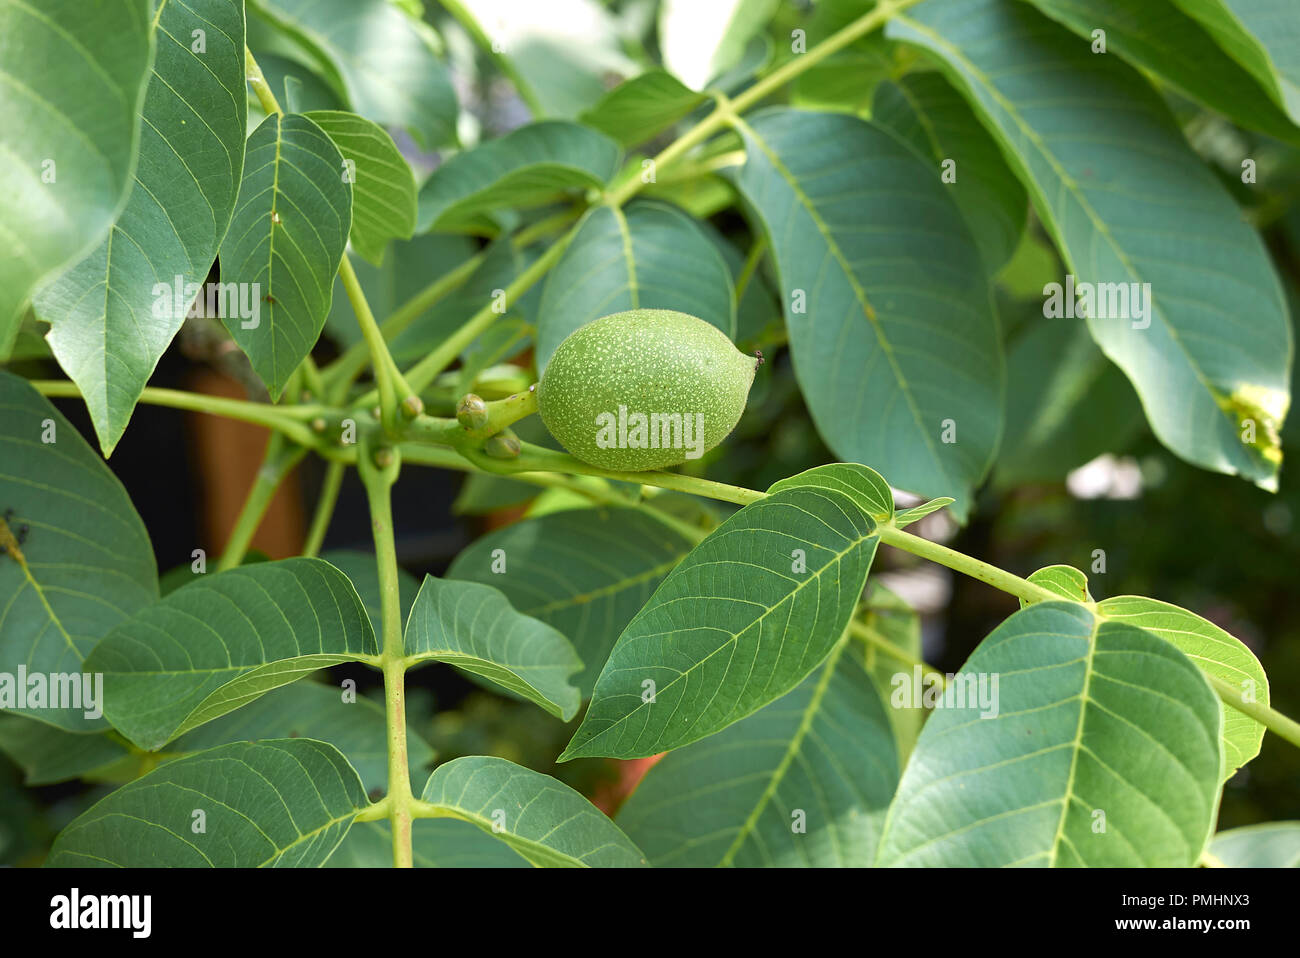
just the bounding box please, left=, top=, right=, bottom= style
left=302, top=459, right=345, bottom=558
left=30, top=380, right=322, bottom=445
left=357, top=438, right=414, bottom=867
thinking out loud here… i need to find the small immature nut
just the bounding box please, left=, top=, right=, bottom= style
left=484, top=431, right=520, bottom=459
left=372, top=446, right=396, bottom=469
left=401, top=395, right=425, bottom=419
left=456, top=393, right=490, bottom=430
left=537, top=309, right=757, bottom=470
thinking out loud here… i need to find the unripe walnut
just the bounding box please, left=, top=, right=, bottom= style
left=537, top=309, right=757, bottom=471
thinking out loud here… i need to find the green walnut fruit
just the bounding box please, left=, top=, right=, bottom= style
left=537, top=309, right=758, bottom=471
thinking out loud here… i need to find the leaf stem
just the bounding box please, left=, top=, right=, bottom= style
left=460, top=439, right=767, bottom=506
left=29, top=380, right=322, bottom=445
left=339, top=252, right=419, bottom=430
left=324, top=252, right=484, bottom=400
left=876, top=524, right=1063, bottom=605
left=1203, top=673, right=1300, bottom=752
left=302, top=459, right=345, bottom=557
left=244, top=45, right=282, bottom=116
left=357, top=439, right=414, bottom=867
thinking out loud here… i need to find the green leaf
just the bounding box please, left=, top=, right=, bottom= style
left=579, top=70, right=708, bottom=147
left=250, top=0, right=457, bottom=148
left=893, top=497, right=955, bottom=527
left=766, top=462, right=894, bottom=521
left=327, top=819, right=529, bottom=867
left=0, top=0, right=153, bottom=345
left=617, top=640, right=899, bottom=866
left=34, top=0, right=247, bottom=455
left=321, top=549, right=420, bottom=638
left=47, top=739, right=370, bottom=866
left=0, top=716, right=128, bottom=786
left=1025, top=0, right=1300, bottom=143
left=1210, top=822, right=1300, bottom=867
left=730, top=108, right=1003, bottom=513
left=1019, top=565, right=1094, bottom=607
left=535, top=200, right=737, bottom=370
left=872, top=72, right=1027, bottom=272
left=1097, top=595, right=1268, bottom=779
left=1170, top=0, right=1300, bottom=123
left=447, top=507, right=696, bottom=695
left=562, top=485, right=879, bottom=760
left=994, top=310, right=1145, bottom=487
left=170, top=681, right=434, bottom=795
left=658, top=0, right=780, bottom=90
left=85, top=557, right=377, bottom=750
left=219, top=112, right=352, bottom=398
left=889, top=0, right=1292, bottom=487
left=0, top=372, right=158, bottom=732
left=876, top=602, right=1223, bottom=866
left=304, top=111, right=416, bottom=266
left=416, top=121, right=620, bottom=234
left=419, top=755, right=647, bottom=867
left=449, top=0, right=637, bottom=118
left=404, top=576, right=582, bottom=721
